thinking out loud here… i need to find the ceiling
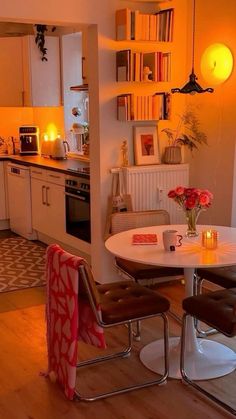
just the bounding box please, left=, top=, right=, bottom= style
left=0, top=22, right=83, bottom=37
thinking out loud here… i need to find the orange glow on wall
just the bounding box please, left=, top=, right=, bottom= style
left=201, top=43, right=233, bottom=85
left=45, top=123, right=58, bottom=141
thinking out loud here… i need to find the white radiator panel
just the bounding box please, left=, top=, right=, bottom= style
left=123, top=164, right=189, bottom=224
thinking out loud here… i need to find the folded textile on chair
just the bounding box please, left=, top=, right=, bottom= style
left=46, top=244, right=106, bottom=400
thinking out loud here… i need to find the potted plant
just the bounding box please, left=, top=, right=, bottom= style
left=161, top=110, right=207, bottom=164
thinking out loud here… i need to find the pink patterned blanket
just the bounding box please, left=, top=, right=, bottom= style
left=46, top=244, right=106, bottom=400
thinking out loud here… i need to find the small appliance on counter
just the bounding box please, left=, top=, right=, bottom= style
left=50, top=137, right=70, bottom=160
left=19, top=126, right=39, bottom=155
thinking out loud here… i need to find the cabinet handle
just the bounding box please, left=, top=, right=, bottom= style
left=82, top=56, right=86, bottom=80
left=32, top=170, right=43, bottom=175
left=42, top=185, right=46, bottom=205
left=46, top=186, right=50, bottom=206
left=48, top=174, right=61, bottom=179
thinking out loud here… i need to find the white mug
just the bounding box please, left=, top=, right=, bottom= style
left=162, top=230, right=183, bottom=251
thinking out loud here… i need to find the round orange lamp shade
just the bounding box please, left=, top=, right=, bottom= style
left=201, top=43, right=233, bottom=85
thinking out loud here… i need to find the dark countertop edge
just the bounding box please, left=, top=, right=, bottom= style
left=0, top=156, right=90, bottom=179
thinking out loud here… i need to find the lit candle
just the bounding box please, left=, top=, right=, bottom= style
left=202, top=230, right=218, bottom=250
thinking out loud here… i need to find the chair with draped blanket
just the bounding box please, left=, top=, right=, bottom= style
left=46, top=243, right=170, bottom=401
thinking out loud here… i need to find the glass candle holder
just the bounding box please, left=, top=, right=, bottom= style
left=202, top=230, right=218, bottom=250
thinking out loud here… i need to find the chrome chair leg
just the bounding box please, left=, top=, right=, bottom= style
left=75, top=314, right=169, bottom=402
left=193, top=274, right=218, bottom=337
left=180, top=313, right=236, bottom=416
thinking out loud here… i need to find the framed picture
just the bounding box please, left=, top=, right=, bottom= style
left=133, top=125, right=160, bottom=165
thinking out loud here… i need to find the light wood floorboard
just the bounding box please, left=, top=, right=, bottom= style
left=0, top=282, right=234, bottom=419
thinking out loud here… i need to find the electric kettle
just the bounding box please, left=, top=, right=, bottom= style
left=51, top=137, right=70, bottom=160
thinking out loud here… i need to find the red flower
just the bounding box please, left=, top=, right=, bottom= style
left=168, top=190, right=176, bottom=198
left=185, top=197, right=197, bottom=209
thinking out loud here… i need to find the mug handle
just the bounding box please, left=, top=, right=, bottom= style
left=176, top=235, right=183, bottom=247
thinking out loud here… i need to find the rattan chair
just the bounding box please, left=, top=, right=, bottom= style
left=75, top=262, right=170, bottom=401
left=180, top=288, right=236, bottom=416
left=194, top=266, right=236, bottom=336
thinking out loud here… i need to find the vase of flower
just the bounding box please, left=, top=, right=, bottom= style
left=185, top=208, right=202, bottom=237
left=167, top=186, right=213, bottom=238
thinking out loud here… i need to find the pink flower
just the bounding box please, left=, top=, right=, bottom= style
left=199, top=193, right=210, bottom=206
left=175, top=186, right=185, bottom=196
left=168, top=185, right=213, bottom=211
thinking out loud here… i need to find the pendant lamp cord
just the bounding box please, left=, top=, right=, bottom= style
left=192, top=0, right=196, bottom=73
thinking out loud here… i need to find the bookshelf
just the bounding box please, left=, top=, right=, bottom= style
left=115, top=4, right=174, bottom=122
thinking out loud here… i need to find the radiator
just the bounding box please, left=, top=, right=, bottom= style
left=122, top=164, right=189, bottom=224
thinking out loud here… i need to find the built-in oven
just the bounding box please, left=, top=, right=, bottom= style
left=65, top=175, right=91, bottom=243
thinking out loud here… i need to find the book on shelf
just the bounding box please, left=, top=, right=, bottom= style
left=116, top=51, right=171, bottom=85
left=116, top=8, right=132, bottom=40
left=117, top=92, right=171, bottom=121
left=116, top=49, right=131, bottom=81
left=116, top=7, right=174, bottom=42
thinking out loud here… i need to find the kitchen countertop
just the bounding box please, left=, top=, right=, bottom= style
left=0, top=154, right=90, bottom=178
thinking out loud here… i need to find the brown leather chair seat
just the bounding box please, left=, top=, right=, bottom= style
left=181, top=287, right=236, bottom=416
left=116, top=257, right=183, bottom=281
left=183, top=287, right=236, bottom=337
left=97, top=280, right=170, bottom=324
left=196, top=266, right=236, bottom=289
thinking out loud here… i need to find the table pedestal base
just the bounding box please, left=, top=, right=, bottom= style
left=140, top=337, right=236, bottom=380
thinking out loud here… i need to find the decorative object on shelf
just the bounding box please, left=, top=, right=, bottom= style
left=34, top=24, right=56, bottom=61
left=143, top=66, right=152, bottom=82
left=168, top=186, right=213, bottom=237
left=161, top=110, right=207, bottom=163
left=121, top=140, right=129, bottom=167
left=201, top=43, right=234, bottom=85
left=202, top=229, right=218, bottom=250
left=171, top=0, right=213, bottom=94
left=133, top=125, right=160, bottom=165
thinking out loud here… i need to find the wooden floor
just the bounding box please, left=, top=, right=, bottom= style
left=0, top=281, right=235, bottom=419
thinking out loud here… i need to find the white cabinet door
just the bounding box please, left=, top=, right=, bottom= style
left=0, top=38, right=24, bottom=106
left=31, top=177, right=48, bottom=232
left=31, top=176, right=66, bottom=241
left=22, top=35, right=61, bottom=106
left=0, top=35, right=61, bottom=107
left=45, top=182, right=66, bottom=241
left=0, top=162, right=7, bottom=220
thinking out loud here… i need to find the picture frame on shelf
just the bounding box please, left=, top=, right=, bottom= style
left=133, top=125, right=160, bottom=165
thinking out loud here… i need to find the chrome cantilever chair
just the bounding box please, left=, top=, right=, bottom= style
left=180, top=287, right=236, bottom=416
left=75, top=262, right=170, bottom=401
left=110, top=210, right=184, bottom=286
left=109, top=210, right=184, bottom=334
left=194, top=266, right=236, bottom=336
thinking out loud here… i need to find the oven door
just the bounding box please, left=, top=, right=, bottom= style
left=65, top=187, right=91, bottom=243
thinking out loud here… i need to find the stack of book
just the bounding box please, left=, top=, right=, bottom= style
left=116, top=49, right=171, bottom=82
left=116, top=8, right=174, bottom=42
left=117, top=92, right=171, bottom=121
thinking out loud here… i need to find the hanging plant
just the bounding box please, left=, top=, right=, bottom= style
left=34, top=25, right=56, bottom=61
left=35, top=24, right=48, bottom=61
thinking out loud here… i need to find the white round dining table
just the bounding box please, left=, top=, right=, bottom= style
left=105, top=224, right=236, bottom=380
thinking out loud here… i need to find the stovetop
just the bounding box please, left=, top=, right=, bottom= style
left=67, top=167, right=90, bottom=178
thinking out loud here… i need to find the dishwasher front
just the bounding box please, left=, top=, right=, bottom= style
left=7, top=163, right=37, bottom=240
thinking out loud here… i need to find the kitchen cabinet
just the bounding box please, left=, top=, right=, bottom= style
left=31, top=168, right=66, bottom=241
left=0, top=161, right=9, bottom=222
left=0, top=35, right=61, bottom=107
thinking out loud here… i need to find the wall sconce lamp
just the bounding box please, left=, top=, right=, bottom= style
left=201, top=43, right=234, bottom=85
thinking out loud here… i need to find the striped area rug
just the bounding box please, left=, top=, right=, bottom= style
left=0, top=236, right=46, bottom=293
